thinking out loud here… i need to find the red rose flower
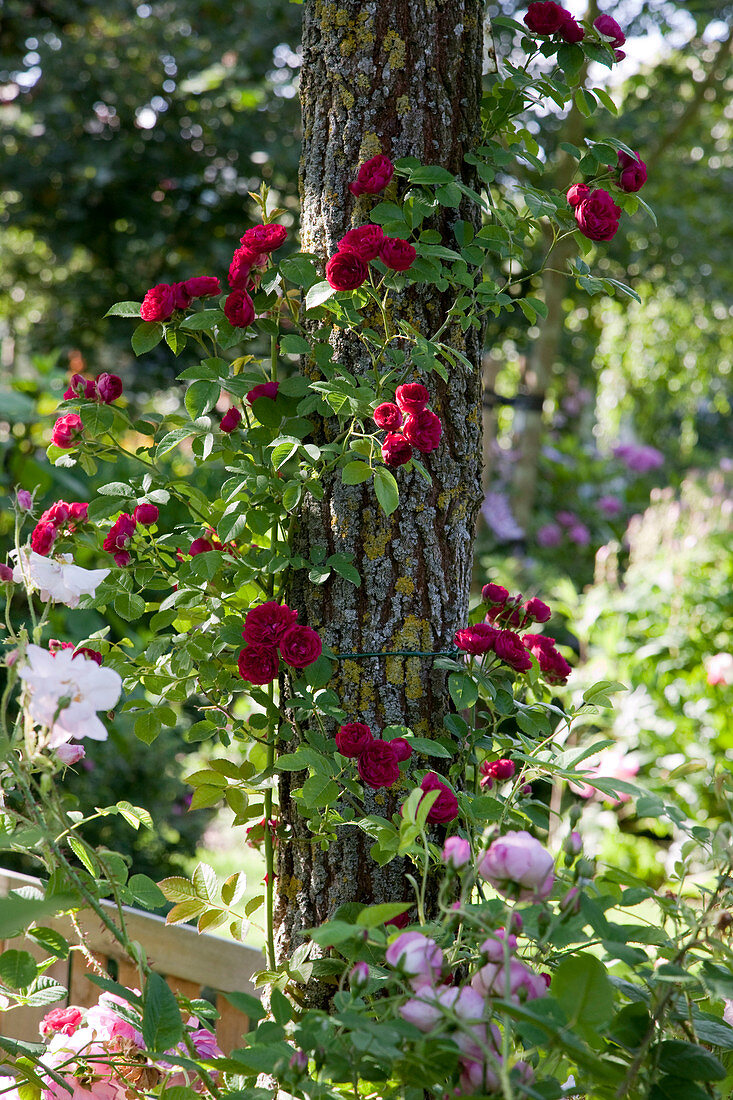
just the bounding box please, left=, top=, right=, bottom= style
left=522, top=634, right=572, bottom=683
left=51, top=413, right=83, bottom=449
left=480, top=758, right=517, bottom=790
left=40, top=1007, right=83, bottom=1037
left=1, top=562, right=15, bottom=581
left=566, top=183, right=590, bottom=208
left=381, top=432, right=413, bottom=467
left=172, top=282, right=192, bottom=310
left=357, top=740, right=400, bottom=789
left=403, top=409, right=442, bottom=453
left=224, top=289, right=256, bottom=328
left=40, top=502, right=70, bottom=527
left=574, top=189, right=621, bottom=241
left=559, top=13, right=585, bottom=42
left=238, top=644, right=280, bottom=685
left=374, top=402, right=403, bottom=431
left=390, top=737, right=413, bottom=762
left=523, top=597, right=551, bottom=624
left=482, top=583, right=509, bottom=606
left=103, top=513, right=137, bottom=557
left=279, top=624, right=322, bottom=668
left=75, top=647, right=103, bottom=665
left=454, top=623, right=498, bottom=655
left=395, top=383, right=430, bottom=414
left=385, top=910, right=410, bottom=929
left=326, top=252, right=368, bottom=291
left=229, top=246, right=264, bottom=290
left=349, top=154, right=394, bottom=197
left=95, top=373, right=123, bottom=404
left=190, top=537, right=215, bottom=556
left=338, top=224, right=385, bottom=261
left=220, top=408, right=242, bottom=433
left=247, top=381, right=279, bottom=404
left=336, top=722, right=374, bottom=757
left=68, top=502, right=89, bottom=526
left=494, top=629, right=534, bottom=673
left=63, top=374, right=96, bottom=400
left=182, top=275, right=221, bottom=299
left=114, top=550, right=131, bottom=568
left=31, top=521, right=58, bottom=556
left=419, top=772, right=458, bottom=824
left=240, top=224, right=288, bottom=252
left=243, top=601, right=299, bottom=649
left=140, top=283, right=177, bottom=322
left=594, top=13, right=625, bottom=47
left=379, top=237, right=416, bottom=272
left=133, top=503, right=159, bottom=526
left=523, top=1, right=568, bottom=35
left=617, top=150, right=647, bottom=192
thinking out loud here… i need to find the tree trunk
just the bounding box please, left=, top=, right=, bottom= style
left=275, top=0, right=490, bottom=978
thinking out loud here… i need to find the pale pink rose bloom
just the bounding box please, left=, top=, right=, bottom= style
left=458, top=1058, right=501, bottom=1096
left=56, top=744, right=86, bottom=766
left=12, top=549, right=109, bottom=608
left=477, top=831, right=554, bottom=900
left=18, top=644, right=121, bottom=746
left=86, top=1001, right=142, bottom=1046
left=399, top=984, right=449, bottom=1031
left=443, top=836, right=471, bottom=868
left=705, top=653, right=733, bottom=687
left=385, top=931, right=443, bottom=988
left=570, top=747, right=639, bottom=804
left=724, top=999, right=733, bottom=1027
left=480, top=928, right=518, bottom=961
left=471, top=958, right=547, bottom=1003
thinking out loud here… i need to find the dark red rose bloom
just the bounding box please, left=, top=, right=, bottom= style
left=395, top=383, right=430, bottom=415
left=374, top=402, right=403, bottom=431
left=31, top=521, right=58, bottom=556
left=336, top=722, right=374, bottom=757
left=240, top=223, right=288, bottom=252
left=614, top=48, right=626, bottom=61
left=338, top=224, right=384, bottom=261
left=133, top=503, right=159, bottom=526
left=190, top=537, right=215, bottom=556
left=523, top=597, right=552, bottom=624
left=357, top=740, right=400, bottom=789
left=419, top=772, right=458, bottom=824
left=559, top=12, right=585, bottom=42
left=140, top=283, right=177, bottom=322
left=247, top=381, right=279, bottom=404
left=326, top=251, right=368, bottom=291
left=617, top=150, right=647, bottom=192
left=114, top=550, right=131, bottom=567
left=224, top=289, right=256, bottom=328
left=379, top=237, right=416, bottom=272
left=494, top=629, right=534, bottom=673
left=67, top=502, right=89, bottom=526
left=480, top=758, right=516, bottom=789
left=594, top=13, right=625, bottom=47
left=182, top=275, right=221, bottom=299
left=51, top=413, right=83, bottom=449
left=390, top=737, right=413, bottom=762
left=0, top=563, right=13, bottom=583
left=566, top=183, right=590, bottom=208
left=103, top=513, right=137, bottom=556
left=243, top=601, right=298, bottom=649
left=574, top=189, right=621, bottom=241
left=482, top=583, right=509, bottom=606
left=523, top=1, right=568, bottom=34
left=228, top=246, right=264, bottom=290
left=349, top=154, right=394, bottom=197
left=381, top=432, right=413, bottom=467
left=63, top=374, right=96, bottom=400
left=522, top=634, right=572, bottom=683
left=75, top=647, right=103, bottom=665
left=403, top=409, right=442, bottom=453
left=385, top=910, right=410, bottom=929
left=172, top=282, right=192, bottom=310
left=238, top=644, right=280, bottom=685
left=279, top=624, right=322, bottom=668
left=220, top=408, right=242, bottom=433
left=454, top=622, right=499, bottom=655
left=95, top=373, right=123, bottom=404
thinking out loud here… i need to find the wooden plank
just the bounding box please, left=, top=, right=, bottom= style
left=214, top=998, right=249, bottom=1054
left=68, top=951, right=108, bottom=1009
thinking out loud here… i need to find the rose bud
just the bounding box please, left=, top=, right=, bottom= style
left=133, top=503, right=159, bottom=526
left=220, top=407, right=242, bottom=433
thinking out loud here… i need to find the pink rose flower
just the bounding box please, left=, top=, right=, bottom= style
left=133, top=503, right=158, bottom=526
left=240, top=223, right=288, bottom=252
left=381, top=432, right=413, bottom=467
left=224, top=289, right=256, bottom=328
left=182, top=275, right=221, bottom=298
left=140, top=282, right=177, bottom=321
left=247, top=381, right=279, bottom=404
left=479, top=758, right=516, bottom=791
left=64, top=374, right=97, bottom=400
left=395, top=383, right=430, bottom=414
left=566, top=183, right=590, bottom=208
left=478, top=830, right=554, bottom=900
left=570, top=747, right=639, bottom=803
left=523, top=1, right=569, bottom=34
left=380, top=237, right=416, bottom=272
left=403, top=409, right=442, bottom=453
left=385, top=931, right=443, bottom=986
left=17, top=489, right=33, bottom=511
left=337, top=223, right=385, bottom=261
left=617, top=150, right=647, bottom=192
left=594, top=13, right=625, bottom=47
left=574, top=188, right=621, bottom=241
left=220, top=407, right=242, bottom=433
left=480, top=928, right=518, bottom=961
left=51, top=413, right=83, bottom=449
left=102, top=513, right=137, bottom=557
left=243, top=601, right=298, bottom=648
left=325, top=251, right=368, bottom=291
left=358, top=740, right=400, bottom=789
left=419, top=772, right=458, bottom=824
left=373, top=402, right=403, bottom=431
left=40, top=1007, right=83, bottom=1037
left=31, top=521, right=58, bottom=556
left=336, top=722, right=374, bottom=757
left=443, top=836, right=471, bottom=868
left=349, top=154, right=394, bottom=197
left=279, top=624, right=322, bottom=668
left=706, top=653, right=733, bottom=687
left=454, top=623, right=498, bottom=655
left=237, top=644, right=280, bottom=685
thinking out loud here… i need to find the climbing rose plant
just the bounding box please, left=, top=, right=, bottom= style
left=3, top=9, right=733, bottom=1100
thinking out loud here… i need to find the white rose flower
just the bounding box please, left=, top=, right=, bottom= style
left=19, top=645, right=122, bottom=746
left=11, top=549, right=109, bottom=609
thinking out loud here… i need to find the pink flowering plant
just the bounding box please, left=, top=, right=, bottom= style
left=3, top=9, right=733, bottom=1100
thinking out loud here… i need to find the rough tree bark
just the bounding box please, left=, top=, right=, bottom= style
left=275, top=0, right=491, bottom=976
